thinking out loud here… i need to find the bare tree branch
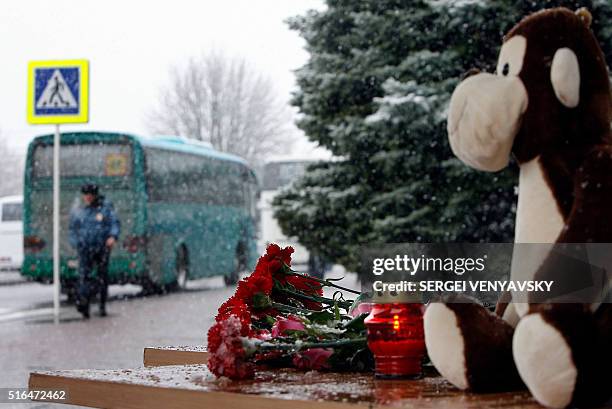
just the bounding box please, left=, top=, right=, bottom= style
left=147, top=51, right=295, bottom=166
left=0, top=132, right=24, bottom=197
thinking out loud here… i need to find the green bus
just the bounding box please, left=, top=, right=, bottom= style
left=22, top=131, right=259, bottom=295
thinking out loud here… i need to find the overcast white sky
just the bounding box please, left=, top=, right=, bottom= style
left=0, top=0, right=324, bottom=154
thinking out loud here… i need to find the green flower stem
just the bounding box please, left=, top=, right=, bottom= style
left=278, top=287, right=353, bottom=309
left=271, top=302, right=322, bottom=315
left=286, top=269, right=361, bottom=295
left=259, top=337, right=367, bottom=352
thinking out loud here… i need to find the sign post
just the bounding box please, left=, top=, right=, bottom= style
left=53, top=124, right=60, bottom=322
left=27, top=60, right=89, bottom=323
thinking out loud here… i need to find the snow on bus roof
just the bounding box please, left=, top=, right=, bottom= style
left=146, top=135, right=213, bottom=149
left=30, top=131, right=250, bottom=167
left=139, top=134, right=248, bottom=166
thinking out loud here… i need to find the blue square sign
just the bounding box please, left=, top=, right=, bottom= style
left=27, top=60, right=89, bottom=124
left=34, top=67, right=80, bottom=115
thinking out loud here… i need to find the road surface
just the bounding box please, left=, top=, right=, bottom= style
left=0, top=266, right=356, bottom=409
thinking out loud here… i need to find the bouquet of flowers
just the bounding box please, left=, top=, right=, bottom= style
left=206, top=244, right=372, bottom=379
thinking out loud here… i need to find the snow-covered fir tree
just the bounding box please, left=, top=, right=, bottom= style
left=274, top=0, right=612, bottom=270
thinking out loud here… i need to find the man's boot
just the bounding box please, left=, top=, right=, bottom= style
left=77, top=301, right=90, bottom=319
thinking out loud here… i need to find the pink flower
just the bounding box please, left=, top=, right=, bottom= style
left=207, top=315, right=255, bottom=380
left=350, top=302, right=373, bottom=317
left=271, top=315, right=306, bottom=337
left=292, top=348, right=333, bottom=371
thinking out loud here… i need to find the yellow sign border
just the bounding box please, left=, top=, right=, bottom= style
left=27, top=59, right=89, bottom=124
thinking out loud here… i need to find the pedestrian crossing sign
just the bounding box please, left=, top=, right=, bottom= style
left=27, top=59, right=89, bottom=124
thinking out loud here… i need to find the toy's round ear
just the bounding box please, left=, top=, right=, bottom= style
left=551, top=48, right=580, bottom=108
left=575, top=7, right=592, bottom=27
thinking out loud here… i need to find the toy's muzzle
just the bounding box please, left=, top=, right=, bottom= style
left=447, top=72, right=528, bottom=172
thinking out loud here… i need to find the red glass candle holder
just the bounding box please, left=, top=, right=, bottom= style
left=364, top=303, right=426, bottom=379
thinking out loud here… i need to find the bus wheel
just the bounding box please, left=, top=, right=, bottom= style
left=224, top=245, right=245, bottom=286
left=174, top=246, right=189, bottom=291
left=166, top=245, right=189, bottom=292
left=141, top=277, right=164, bottom=296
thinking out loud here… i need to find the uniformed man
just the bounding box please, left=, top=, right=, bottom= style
left=69, top=184, right=120, bottom=318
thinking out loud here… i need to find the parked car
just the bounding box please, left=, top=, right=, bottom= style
left=0, top=195, right=23, bottom=271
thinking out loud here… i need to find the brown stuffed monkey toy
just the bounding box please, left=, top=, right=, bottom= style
left=423, top=8, right=612, bottom=408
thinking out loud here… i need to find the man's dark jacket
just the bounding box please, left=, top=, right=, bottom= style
left=69, top=196, right=120, bottom=252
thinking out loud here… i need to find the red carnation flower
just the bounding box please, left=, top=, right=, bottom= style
left=215, top=298, right=252, bottom=335
left=207, top=315, right=255, bottom=380
left=286, top=275, right=323, bottom=297
left=265, top=244, right=294, bottom=266
left=235, top=272, right=273, bottom=302
left=207, top=323, right=223, bottom=353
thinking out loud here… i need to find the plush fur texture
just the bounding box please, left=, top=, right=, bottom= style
left=514, top=304, right=612, bottom=408
left=425, top=301, right=523, bottom=392
left=424, top=304, right=469, bottom=390
left=425, top=7, right=612, bottom=408
left=513, top=312, right=577, bottom=408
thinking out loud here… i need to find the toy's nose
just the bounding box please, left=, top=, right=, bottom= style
left=461, top=68, right=481, bottom=80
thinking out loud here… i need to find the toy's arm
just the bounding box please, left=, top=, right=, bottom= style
left=558, top=146, right=612, bottom=243
left=530, top=147, right=612, bottom=305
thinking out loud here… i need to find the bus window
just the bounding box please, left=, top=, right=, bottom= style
left=145, top=148, right=253, bottom=208
left=2, top=202, right=22, bottom=222
left=146, top=149, right=191, bottom=202
left=221, top=163, right=245, bottom=207
left=145, top=148, right=221, bottom=205
left=33, top=144, right=133, bottom=178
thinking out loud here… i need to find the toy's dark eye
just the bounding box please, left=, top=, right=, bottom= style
left=502, top=63, right=510, bottom=76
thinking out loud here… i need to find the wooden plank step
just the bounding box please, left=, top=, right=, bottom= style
left=143, top=346, right=208, bottom=367
left=29, top=364, right=541, bottom=409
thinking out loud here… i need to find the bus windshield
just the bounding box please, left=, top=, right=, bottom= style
left=32, top=143, right=133, bottom=178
